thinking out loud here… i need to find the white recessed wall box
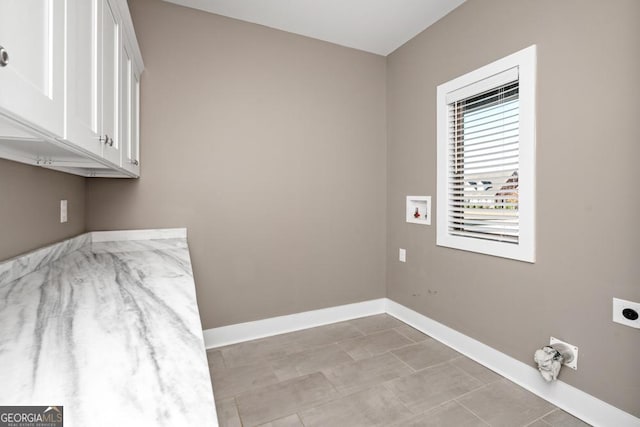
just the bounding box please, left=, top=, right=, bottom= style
left=406, top=196, right=431, bottom=225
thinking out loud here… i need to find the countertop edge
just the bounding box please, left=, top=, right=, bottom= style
left=90, top=228, right=187, bottom=242
left=0, top=233, right=91, bottom=286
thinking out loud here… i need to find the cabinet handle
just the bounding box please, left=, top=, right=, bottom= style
left=99, top=135, right=114, bottom=146
left=133, top=159, right=139, bottom=166
left=0, top=46, right=8, bottom=67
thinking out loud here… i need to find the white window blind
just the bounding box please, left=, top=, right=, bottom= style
left=436, top=45, right=536, bottom=262
left=447, top=73, right=520, bottom=244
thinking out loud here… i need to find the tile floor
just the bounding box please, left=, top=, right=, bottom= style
left=207, top=314, right=591, bottom=427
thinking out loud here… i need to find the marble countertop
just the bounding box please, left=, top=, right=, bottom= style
left=0, top=230, right=218, bottom=426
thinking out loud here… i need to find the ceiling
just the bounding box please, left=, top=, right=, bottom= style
left=161, top=0, right=466, bottom=56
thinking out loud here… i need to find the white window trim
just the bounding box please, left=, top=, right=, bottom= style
left=436, top=45, right=536, bottom=263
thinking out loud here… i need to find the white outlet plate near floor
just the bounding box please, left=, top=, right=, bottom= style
left=612, top=297, right=640, bottom=329
left=550, top=336, right=578, bottom=370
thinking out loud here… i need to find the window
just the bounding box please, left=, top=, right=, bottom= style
left=436, top=45, right=536, bottom=262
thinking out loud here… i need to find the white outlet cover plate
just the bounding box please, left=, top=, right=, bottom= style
left=60, top=200, right=68, bottom=223
left=399, top=248, right=406, bottom=263
left=550, top=336, right=578, bottom=370
left=612, top=297, right=640, bottom=329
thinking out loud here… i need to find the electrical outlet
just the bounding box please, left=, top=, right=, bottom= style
left=399, top=248, right=406, bottom=263
left=60, top=200, right=68, bottom=223
left=613, top=298, right=640, bottom=329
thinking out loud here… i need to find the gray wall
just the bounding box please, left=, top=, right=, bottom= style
left=86, top=0, right=388, bottom=329
left=0, top=159, right=85, bottom=260
left=386, top=0, right=640, bottom=416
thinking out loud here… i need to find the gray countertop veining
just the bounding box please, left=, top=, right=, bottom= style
left=0, top=230, right=218, bottom=427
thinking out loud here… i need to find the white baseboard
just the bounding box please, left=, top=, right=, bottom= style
left=385, top=299, right=640, bottom=427
left=203, top=298, right=387, bottom=348
left=201, top=297, right=639, bottom=427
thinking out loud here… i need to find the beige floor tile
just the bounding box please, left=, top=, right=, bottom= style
left=450, top=356, right=502, bottom=384
left=349, top=314, right=405, bottom=334
left=299, top=385, right=413, bottom=427
left=210, top=361, right=280, bottom=400
left=215, top=397, right=242, bottom=427
left=287, top=321, right=364, bottom=348
left=322, top=352, right=413, bottom=395
left=269, top=343, right=354, bottom=381
left=385, top=363, right=483, bottom=414
left=236, top=372, right=339, bottom=426
left=542, top=409, right=592, bottom=426
left=394, top=324, right=431, bottom=342
left=207, top=318, right=576, bottom=427
left=257, top=414, right=304, bottom=427
left=207, top=349, right=226, bottom=371
left=457, top=379, right=556, bottom=427
left=220, top=333, right=307, bottom=368
left=391, top=339, right=460, bottom=370
left=338, top=329, right=413, bottom=360
left=394, top=401, right=489, bottom=427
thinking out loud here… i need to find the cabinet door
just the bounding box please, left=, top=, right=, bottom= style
left=0, top=0, right=64, bottom=137
left=100, top=0, right=121, bottom=165
left=66, top=0, right=102, bottom=156
left=120, top=42, right=140, bottom=176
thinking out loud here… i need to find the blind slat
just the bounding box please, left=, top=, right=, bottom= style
left=449, top=171, right=518, bottom=181
left=448, top=225, right=519, bottom=235
left=450, top=99, right=518, bottom=122
left=448, top=229, right=519, bottom=244
left=459, top=96, right=518, bottom=117
left=449, top=214, right=519, bottom=221
left=448, top=194, right=519, bottom=201
left=449, top=128, right=519, bottom=146
left=450, top=153, right=519, bottom=167
left=449, top=114, right=519, bottom=135
left=451, top=162, right=519, bottom=174
left=450, top=219, right=519, bottom=226
left=450, top=117, right=519, bottom=136
left=449, top=142, right=518, bottom=156
left=448, top=134, right=519, bottom=149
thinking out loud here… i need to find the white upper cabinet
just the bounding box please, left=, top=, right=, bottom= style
left=0, top=0, right=143, bottom=177
left=0, top=0, right=65, bottom=137
left=66, top=0, right=128, bottom=167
